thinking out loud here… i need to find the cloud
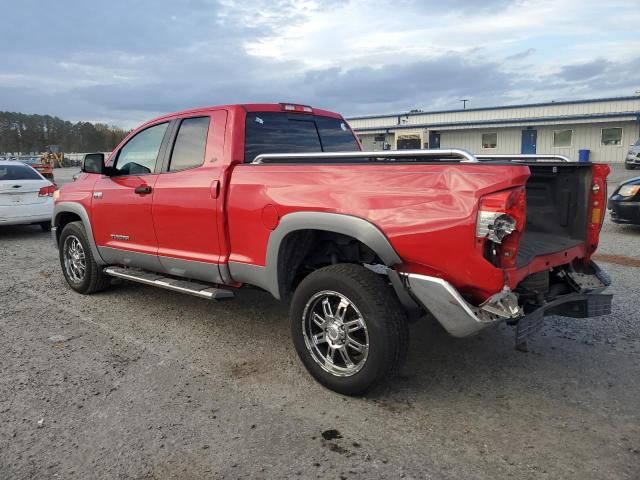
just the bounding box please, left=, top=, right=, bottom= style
left=558, top=59, right=611, bottom=81
left=505, top=48, right=536, bottom=61
left=0, top=0, right=639, bottom=127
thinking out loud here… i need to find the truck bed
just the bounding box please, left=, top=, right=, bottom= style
left=518, top=163, right=591, bottom=267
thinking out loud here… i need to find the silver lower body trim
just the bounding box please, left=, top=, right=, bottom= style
left=401, top=273, right=521, bottom=337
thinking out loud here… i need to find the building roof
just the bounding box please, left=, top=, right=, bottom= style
left=352, top=112, right=640, bottom=133
left=346, top=95, right=640, bottom=121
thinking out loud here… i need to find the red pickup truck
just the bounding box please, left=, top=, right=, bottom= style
left=53, top=103, right=612, bottom=395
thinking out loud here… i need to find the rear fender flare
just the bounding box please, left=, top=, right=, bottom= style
left=229, top=212, right=401, bottom=299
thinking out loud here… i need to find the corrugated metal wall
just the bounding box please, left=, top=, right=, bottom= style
left=439, top=121, right=640, bottom=163
left=348, top=98, right=640, bottom=130
left=350, top=97, right=640, bottom=162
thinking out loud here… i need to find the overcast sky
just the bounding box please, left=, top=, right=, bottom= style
left=1, top=0, right=639, bottom=127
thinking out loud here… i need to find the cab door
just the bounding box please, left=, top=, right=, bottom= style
left=151, top=111, right=227, bottom=284
left=91, top=121, right=171, bottom=271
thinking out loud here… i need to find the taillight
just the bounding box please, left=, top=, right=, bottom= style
left=38, top=184, right=56, bottom=197
left=586, top=164, right=610, bottom=258
left=476, top=186, right=526, bottom=268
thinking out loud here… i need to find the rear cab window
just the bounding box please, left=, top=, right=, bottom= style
left=244, top=112, right=359, bottom=162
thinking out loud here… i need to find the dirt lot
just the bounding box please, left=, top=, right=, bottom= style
left=1, top=165, right=639, bottom=479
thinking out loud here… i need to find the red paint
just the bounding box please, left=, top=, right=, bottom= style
left=261, top=204, right=280, bottom=230
left=91, top=174, right=159, bottom=255
left=55, top=103, right=605, bottom=305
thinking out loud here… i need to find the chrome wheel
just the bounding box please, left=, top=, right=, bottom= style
left=63, top=235, right=86, bottom=283
left=302, top=291, right=369, bottom=377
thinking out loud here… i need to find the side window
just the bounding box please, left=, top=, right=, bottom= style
left=113, top=122, right=168, bottom=176
left=169, top=117, right=210, bottom=171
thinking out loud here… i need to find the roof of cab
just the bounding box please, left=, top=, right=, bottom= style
left=138, top=103, right=343, bottom=129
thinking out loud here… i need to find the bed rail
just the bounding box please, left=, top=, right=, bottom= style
left=476, top=154, right=571, bottom=162
left=251, top=150, right=574, bottom=165
left=252, top=148, right=478, bottom=164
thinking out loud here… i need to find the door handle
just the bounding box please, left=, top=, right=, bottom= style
left=134, top=184, right=152, bottom=195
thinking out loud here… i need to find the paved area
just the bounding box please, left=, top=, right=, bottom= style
left=1, top=164, right=638, bottom=479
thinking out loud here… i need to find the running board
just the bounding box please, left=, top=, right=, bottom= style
left=103, top=266, right=235, bottom=300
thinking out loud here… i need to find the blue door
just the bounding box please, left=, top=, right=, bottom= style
left=429, top=131, right=441, bottom=149
left=521, top=129, right=537, bottom=154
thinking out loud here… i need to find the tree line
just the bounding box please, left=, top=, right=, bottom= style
left=0, top=111, right=129, bottom=154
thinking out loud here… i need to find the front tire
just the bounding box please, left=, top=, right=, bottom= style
left=290, top=264, right=408, bottom=396
left=625, top=164, right=635, bottom=170
left=59, top=221, right=110, bottom=294
left=39, top=221, right=51, bottom=232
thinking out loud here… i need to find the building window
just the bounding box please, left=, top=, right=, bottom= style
left=601, top=127, right=623, bottom=146
left=482, top=132, right=497, bottom=149
left=397, top=135, right=421, bottom=150
left=553, top=129, right=573, bottom=147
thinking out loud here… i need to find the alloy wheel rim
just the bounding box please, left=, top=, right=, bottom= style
left=63, top=235, right=86, bottom=283
left=302, top=290, right=369, bottom=377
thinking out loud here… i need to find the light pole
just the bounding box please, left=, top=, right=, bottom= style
left=460, top=99, right=469, bottom=109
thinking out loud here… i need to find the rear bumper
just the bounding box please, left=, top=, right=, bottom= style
left=398, top=266, right=611, bottom=338
left=400, top=273, right=518, bottom=337
left=0, top=202, right=53, bottom=226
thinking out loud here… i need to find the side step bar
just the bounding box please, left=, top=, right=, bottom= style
left=104, top=266, right=235, bottom=300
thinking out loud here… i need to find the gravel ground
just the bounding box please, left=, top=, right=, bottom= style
left=1, top=165, right=639, bottom=479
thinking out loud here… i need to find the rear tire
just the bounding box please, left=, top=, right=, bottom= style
left=59, top=221, right=110, bottom=294
left=290, top=264, right=408, bottom=396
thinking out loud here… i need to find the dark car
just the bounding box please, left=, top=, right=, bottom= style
left=608, top=176, right=640, bottom=225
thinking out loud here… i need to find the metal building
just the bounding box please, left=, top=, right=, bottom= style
left=347, top=96, right=640, bottom=163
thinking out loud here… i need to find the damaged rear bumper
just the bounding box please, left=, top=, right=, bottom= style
left=396, top=266, right=612, bottom=338
left=399, top=273, right=521, bottom=337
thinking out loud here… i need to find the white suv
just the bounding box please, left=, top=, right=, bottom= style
left=626, top=139, right=640, bottom=170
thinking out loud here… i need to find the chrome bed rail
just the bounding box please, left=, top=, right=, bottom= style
left=476, top=154, right=571, bottom=162
left=252, top=150, right=575, bottom=164
left=252, top=148, right=478, bottom=164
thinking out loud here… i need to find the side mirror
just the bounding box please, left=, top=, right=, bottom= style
left=82, top=153, right=105, bottom=174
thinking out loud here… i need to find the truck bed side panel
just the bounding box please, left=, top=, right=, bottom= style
left=226, top=163, right=530, bottom=300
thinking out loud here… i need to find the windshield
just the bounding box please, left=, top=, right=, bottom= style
left=244, top=112, right=359, bottom=162
left=0, top=164, right=42, bottom=180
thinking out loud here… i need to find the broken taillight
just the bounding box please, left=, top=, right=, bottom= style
left=585, top=164, right=610, bottom=259
left=476, top=186, right=526, bottom=268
